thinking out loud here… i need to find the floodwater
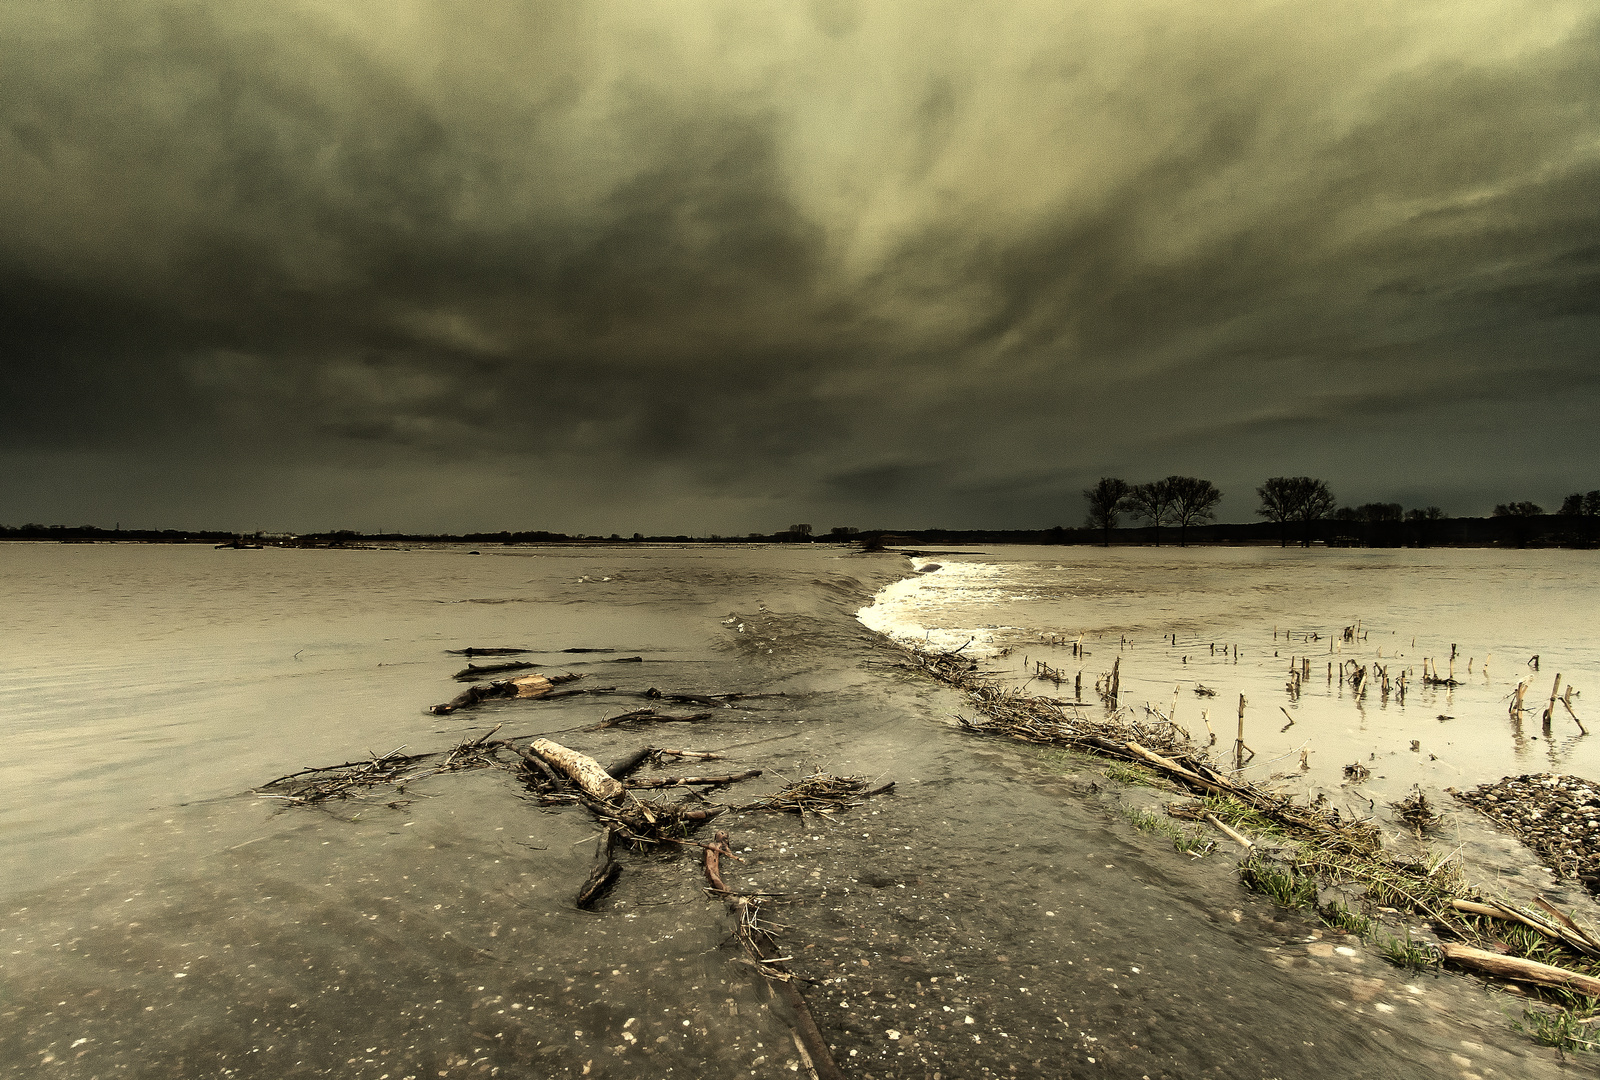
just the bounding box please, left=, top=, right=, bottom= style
left=0, top=542, right=1589, bottom=1078
left=860, top=546, right=1600, bottom=808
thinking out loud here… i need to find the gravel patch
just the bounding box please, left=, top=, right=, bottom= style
left=1454, top=773, right=1600, bottom=893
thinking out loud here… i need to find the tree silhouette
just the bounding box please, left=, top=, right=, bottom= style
left=1127, top=479, right=1176, bottom=546
left=1405, top=506, right=1445, bottom=547
left=1295, top=481, right=1338, bottom=546
left=1257, top=476, right=1335, bottom=547
left=1256, top=477, right=1299, bottom=546
left=1164, top=476, right=1222, bottom=547
left=1082, top=478, right=1132, bottom=547
left=1491, top=502, right=1542, bottom=548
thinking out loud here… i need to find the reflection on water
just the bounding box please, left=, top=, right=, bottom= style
left=859, top=547, right=1600, bottom=805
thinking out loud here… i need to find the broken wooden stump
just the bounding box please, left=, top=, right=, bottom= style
left=430, top=672, right=585, bottom=714
left=576, top=827, right=620, bottom=909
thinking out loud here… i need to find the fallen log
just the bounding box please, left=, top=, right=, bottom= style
left=1440, top=942, right=1600, bottom=996
left=446, top=646, right=530, bottom=656
left=513, top=745, right=564, bottom=788
left=656, top=749, right=725, bottom=762
left=525, top=739, right=624, bottom=802
left=626, top=769, right=763, bottom=790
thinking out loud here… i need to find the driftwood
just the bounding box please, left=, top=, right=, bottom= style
left=734, top=772, right=893, bottom=815
left=453, top=660, right=535, bottom=681
left=626, top=769, right=763, bottom=790
left=702, top=830, right=845, bottom=1080
left=656, top=749, right=724, bottom=761
left=605, top=746, right=655, bottom=780
left=515, top=746, right=564, bottom=788
left=1440, top=942, right=1600, bottom=996
left=587, top=709, right=714, bottom=732
left=577, top=827, right=620, bottom=909
left=430, top=672, right=585, bottom=714
left=525, top=738, right=625, bottom=802
left=1206, top=812, right=1254, bottom=849
left=446, top=646, right=530, bottom=656
left=1450, top=897, right=1600, bottom=959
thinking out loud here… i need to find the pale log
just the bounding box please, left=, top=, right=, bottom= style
left=526, top=738, right=625, bottom=802
left=1440, top=942, right=1600, bottom=996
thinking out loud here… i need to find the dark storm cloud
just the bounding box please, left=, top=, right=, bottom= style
left=3, top=1, right=1599, bottom=532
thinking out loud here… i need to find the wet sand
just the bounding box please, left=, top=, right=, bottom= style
left=0, top=544, right=1584, bottom=1077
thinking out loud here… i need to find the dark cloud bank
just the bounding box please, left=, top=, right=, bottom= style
left=3, top=1, right=1599, bottom=533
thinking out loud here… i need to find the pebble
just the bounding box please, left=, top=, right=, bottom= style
left=1456, top=773, right=1600, bottom=892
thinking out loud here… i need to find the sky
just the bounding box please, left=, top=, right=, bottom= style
left=3, top=0, right=1599, bottom=535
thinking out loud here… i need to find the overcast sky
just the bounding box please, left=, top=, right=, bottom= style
left=4, top=1, right=1598, bottom=534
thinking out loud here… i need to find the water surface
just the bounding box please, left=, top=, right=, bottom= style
left=0, top=542, right=1583, bottom=1078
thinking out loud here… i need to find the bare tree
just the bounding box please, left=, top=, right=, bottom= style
left=1082, top=477, right=1132, bottom=547
left=1294, top=480, right=1337, bottom=546
left=1257, top=476, right=1335, bottom=547
left=1127, top=479, right=1176, bottom=546
left=1164, top=476, right=1222, bottom=547
left=1256, top=477, right=1300, bottom=547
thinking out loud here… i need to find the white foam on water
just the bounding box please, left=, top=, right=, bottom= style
left=856, top=559, right=1025, bottom=655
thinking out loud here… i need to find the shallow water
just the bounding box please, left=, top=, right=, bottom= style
left=859, top=546, right=1600, bottom=808
left=0, top=542, right=1585, bottom=1078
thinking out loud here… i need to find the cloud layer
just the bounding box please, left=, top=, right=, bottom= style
left=4, top=0, right=1598, bottom=532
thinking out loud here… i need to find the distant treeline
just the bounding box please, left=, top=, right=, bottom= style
left=2, top=516, right=1596, bottom=549
left=1079, top=475, right=1600, bottom=548
left=5, top=480, right=1600, bottom=550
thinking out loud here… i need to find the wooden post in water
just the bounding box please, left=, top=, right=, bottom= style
left=1511, top=676, right=1530, bottom=721
left=1110, top=656, right=1120, bottom=708
left=1235, top=697, right=1248, bottom=774
left=1546, top=675, right=1563, bottom=725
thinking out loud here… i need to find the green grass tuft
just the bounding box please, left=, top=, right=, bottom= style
left=1119, top=805, right=1214, bottom=855
left=1375, top=928, right=1436, bottom=971
left=1514, top=1002, right=1600, bottom=1054
left=1317, top=901, right=1372, bottom=937
left=1240, top=854, right=1318, bottom=909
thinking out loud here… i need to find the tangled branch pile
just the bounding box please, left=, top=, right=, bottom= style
left=255, top=728, right=508, bottom=806
left=734, top=771, right=895, bottom=816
